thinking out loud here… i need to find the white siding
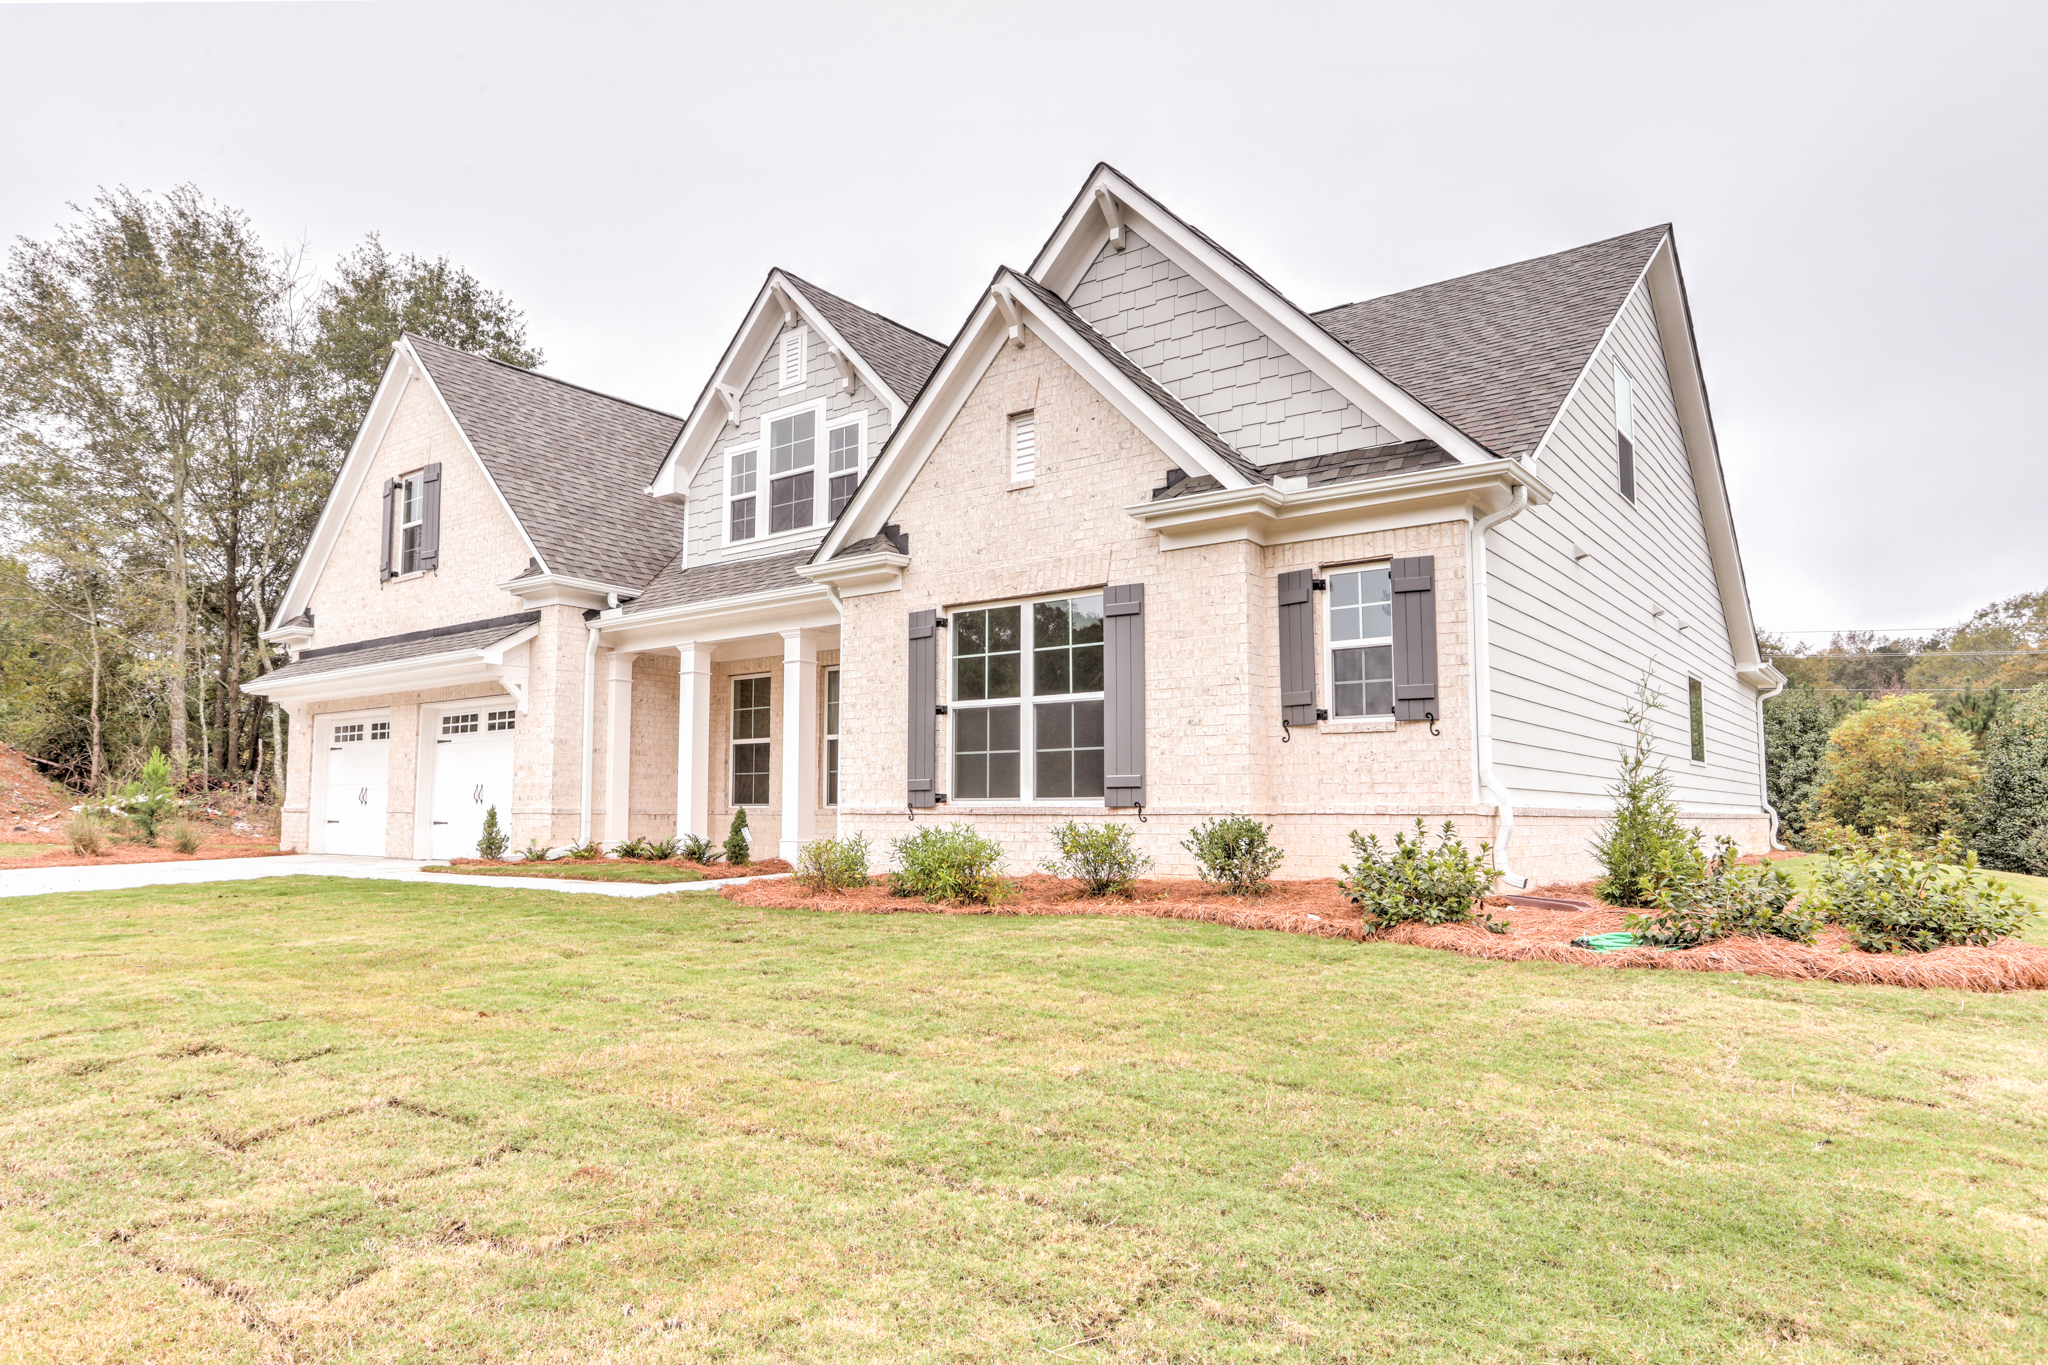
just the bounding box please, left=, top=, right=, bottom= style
left=1068, top=230, right=1393, bottom=464
left=1485, top=281, right=1763, bottom=814
left=685, top=327, right=897, bottom=564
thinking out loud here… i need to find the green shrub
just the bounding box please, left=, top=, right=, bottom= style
left=1804, top=831, right=2036, bottom=952
left=609, top=835, right=653, bottom=860
left=1811, top=694, right=1980, bottom=847
left=889, top=824, right=1010, bottom=905
left=644, top=836, right=680, bottom=861
left=723, top=809, right=752, bottom=866
left=1592, top=675, right=1705, bottom=907
left=519, top=837, right=550, bottom=862
left=164, top=819, right=203, bottom=856
left=1624, top=836, right=1817, bottom=947
left=1339, top=819, right=1495, bottom=929
left=677, top=832, right=718, bottom=865
left=1764, top=687, right=1836, bottom=846
left=1976, top=687, right=2048, bottom=873
left=1040, top=820, right=1152, bottom=896
left=65, top=815, right=108, bottom=857
left=120, top=747, right=178, bottom=845
left=476, top=806, right=509, bottom=860
left=795, top=833, right=872, bottom=892
left=565, top=838, right=601, bottom=861
left=1180, top=815, right=1285, bottom=896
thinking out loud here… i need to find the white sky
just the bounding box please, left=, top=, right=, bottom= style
left=3, top=0, right=2043, bottom=637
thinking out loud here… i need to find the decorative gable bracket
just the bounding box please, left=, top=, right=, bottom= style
left=827, top=344, right=858, bottom=395
left=714, top=383, right=743, bottom=428
left=992, top=288, right=1027, bottom=348
left=1094, top=187, right=1126, bottom=252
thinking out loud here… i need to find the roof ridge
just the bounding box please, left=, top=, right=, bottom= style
left=775, top=270, right=947, bottom=350
left=404, top=333, right=688, bottom=424
left=1311, top=224, right=1672, bottom=316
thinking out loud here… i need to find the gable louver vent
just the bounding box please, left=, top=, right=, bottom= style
left=780, top=330, right=805, bottom=388
left=1009, top=411, right=1036, bottom=482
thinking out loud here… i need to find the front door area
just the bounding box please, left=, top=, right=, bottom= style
left=320, top=715, right=390, bottom=856
left=429, top=705, right=516, bottom=860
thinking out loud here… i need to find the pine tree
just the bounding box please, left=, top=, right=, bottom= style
left=724, top=808, right=751, bottom=867
left=476, top=805, right=508, bottom=861
left=1592, top=673, right=1704, bottom=907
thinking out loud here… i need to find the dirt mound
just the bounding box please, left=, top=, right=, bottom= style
left=720, top=875, right=2048, bottom=992
left=0, top=745, right=77, bottom=842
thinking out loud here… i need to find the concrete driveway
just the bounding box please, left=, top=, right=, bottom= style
left=0, top=854, right=780, bottom=900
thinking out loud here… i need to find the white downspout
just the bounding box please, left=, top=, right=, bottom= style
left=1470, top=483, right=1530, bottom=889
left=1756, top=673, right=1788, bottom=850
left=579, top=616, right=599, bottom=847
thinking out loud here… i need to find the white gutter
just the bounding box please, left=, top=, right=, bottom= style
left=1470, top=483, right=1530, bottom=889
left=579, top=618, right=600, bottom=847
left=1755, top=672, right=1788, bottom=850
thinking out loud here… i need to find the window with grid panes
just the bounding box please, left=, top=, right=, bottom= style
left=827, top=422, right=860, bottom=518
left=1327, top=566, right=1394, bottom=717
left=825, top=668, right=840, bottom=806
left=728, top=448, right=758, bottom=540
left=731, top=676, right=771, bottom=805
left=951, top=594, right=1104, bottom=801
left=768, top=411, right=815, bottom=533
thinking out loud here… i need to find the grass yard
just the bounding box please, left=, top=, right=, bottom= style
left=2, top=879, right=2045, bottom=1363
left=422, top=862, right=709, bottom=884
left=0, top=842, right=52, bottom=858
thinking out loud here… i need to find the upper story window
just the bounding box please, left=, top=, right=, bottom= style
left=729, top=407, right=864, bottom=543
left=768, top=411, right=816, bottom=534
left=397, top=471, right=424, bottom=573
left=779, top=328, right=806, bottom=389
left=728, top=447, right=758, bottom=541
left=1009, top=411, right=1037, bottom=482
left=1326, top=565, right=1393, bottom=718
left=828, top=420, right=861, bottom=518
left=951, top=594, right=1105, bottom=802
left=1614, top=363, right=1635, bottom=503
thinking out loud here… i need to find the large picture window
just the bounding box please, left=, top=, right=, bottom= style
left=732, top=675, right=771, bottom=806
left=768, top=411, right=815, bottom=534
left=951, top=594, right=1104, bottom=802
left=1327, top=565, right=1394, bottom=718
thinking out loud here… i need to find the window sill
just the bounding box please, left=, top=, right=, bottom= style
left=386, top=570, right=429, bottom=584
left=1320, top=717, right=1396, bottom=734
left=722, top=526, right=826, bottom=555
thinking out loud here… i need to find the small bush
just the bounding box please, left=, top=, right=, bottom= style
left=476, top=806, right=509, bottom=860
left=1624, top=837, right=1818, bottom=947
left=609, top=835, right=653, bottom=860
left=795, top=833, right=872, bottom=892
left=1180, top=815, right=1285, bottom=897
left=519, top=837, right=550, bottom=862
left=1804, top=831, right=2036, bottom=952
left=1593, top=675, right=1705, bottom=907
left=890, top=824, right=1010, bottom=905
left=643, top=836, right=680, bottom=861
left=677, top=833, right=718, bottom=865
left=1040, top=820, right=1152, bottom=897
left=565, top=838, right=601, bottom=861
left=723, top=810, right=752, bottom=866
left=65, top=815, right=108, bottom=857
left=1339, top=819, right=1495, bottom=929
left=164, top=819, right=203, bottom=856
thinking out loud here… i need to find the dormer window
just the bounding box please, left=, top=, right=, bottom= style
left=827, top=418, right=862, bottom=518
left=768, top=411, right=816, bottom=533
left=728, top=447, right=758, bottom=540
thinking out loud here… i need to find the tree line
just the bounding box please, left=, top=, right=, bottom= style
left=0, top=186, right=541, bottom=798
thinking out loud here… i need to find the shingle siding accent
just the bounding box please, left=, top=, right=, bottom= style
left=1068, top=229, right=1393, bottom=465
left=1312, top=225, right=1668, bottom=458
left=780, top=273, right=945, bottom=404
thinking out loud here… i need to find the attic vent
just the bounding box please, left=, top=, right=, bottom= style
left=1009, top=411, right=1036, bottom=482
left=780, top=329, right=806, bottom=388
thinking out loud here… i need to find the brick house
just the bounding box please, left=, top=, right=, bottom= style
left=249, top=165, right=1783, bottom=883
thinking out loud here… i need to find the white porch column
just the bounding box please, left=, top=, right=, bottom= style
left=603, top=651, right=638, bottom=847
left=779, top=628, right=823, bottom=861
left=675, top=642, right=712, bottom=843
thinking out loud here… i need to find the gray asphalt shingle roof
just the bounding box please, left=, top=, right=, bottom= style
left=262, top=612, right=540, bottom=683
left=409, top=336, right=690, bottom=590
left=619, top=549, right=815, bottom=616
left=1311, top=226, right=1669, bottom=458
left=780, top=273, right=945, bottom=404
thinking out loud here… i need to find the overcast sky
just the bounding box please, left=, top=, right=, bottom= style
left=4, top=0, right=2042, bottom=638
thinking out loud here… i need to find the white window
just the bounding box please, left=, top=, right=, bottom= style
left=1614, top=363, right=1635, bottom=503
left=727, top=446, right=758, bottom=541
left=486, top=709, right=516, bottom=732
left=950, top=594, right=1105, bottom=802
left=825, top=667, right=841, bottom=807
left=731, top=675, right=771, bottom=806
left=827, top=420, right=862, bottom=519
left=1009, top=411, right=1036, bottom=482
left=1614, top=363, right=1633, bottom=438
left=1326, top=565, right=1394, bottom=718
left=369, top=721, right=390, bottom=741
left=767, top=410, right=816, bottom=534
left=334, top=722, right=365, bottom=743
left=396, top=471, right=424, bottom=573
left=442, top=712, right=480, bottom=736
left=779, top=328, right=806, bottom=388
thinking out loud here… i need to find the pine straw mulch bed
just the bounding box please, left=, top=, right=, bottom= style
left=439, top=856, right=792, bottom=879
left=719, top=875, right=2048, bottom=993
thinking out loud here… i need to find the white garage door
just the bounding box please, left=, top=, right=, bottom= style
left=321, top=717, right=390, bottom=857
left=430, top=706, right=517, bottom=861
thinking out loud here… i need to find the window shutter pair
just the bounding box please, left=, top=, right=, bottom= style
left=904, top=584, right=1147, bottom=809
left=1276, top=557, right=1438, bottom=724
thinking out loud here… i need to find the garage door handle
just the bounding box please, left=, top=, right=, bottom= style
left=433, top=820, right=449, bottom=825
left=326, top=820, right=340, bottom=824
left=473, top=784, right=484, bottom=803
left=358, top=787, right=369, bottom=804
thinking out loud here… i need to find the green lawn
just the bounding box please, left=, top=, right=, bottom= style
left=422, top=861, right=709, bottom=884
left=2, top=878, right=2044, bottom=1363
left=1770, top=852, right=2048, bottom=943
left=0, top=841, right=53, bottom=858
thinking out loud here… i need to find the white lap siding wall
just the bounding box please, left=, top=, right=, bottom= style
left=835, top=331, right=1492, bottom=877
left=1483, top=280, right=1768, bottom=857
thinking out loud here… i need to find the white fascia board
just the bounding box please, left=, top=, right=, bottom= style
left=272, top=347, right=418, bottom=623
left=494, top=571, right=638, bottom=610
left=243, top=647, right=511, bottom=707
left=1029, top=167, right=1494, bottom=464
left=648, top=272, right=907, bottom=503
left=815, top=281, right=1252, bottom=563
left=594, top=582, right=838, bottom=653
left=1127, top=461, right=1553, bottom=551
left=403, top=339, right=549, bottom=576
left=795, top=549, right=910, bottom=598
left=1637, top=240, right=1767, bottom=675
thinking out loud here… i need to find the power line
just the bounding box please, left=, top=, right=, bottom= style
left=1766, top=649, right=2047, bottom=660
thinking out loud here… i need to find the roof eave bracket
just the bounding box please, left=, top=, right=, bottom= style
left=827, top=344, right=858, bottom=395
left=1094, top=187, right=1126, bottom=252
left=993, top=288, right=1027, bottom=349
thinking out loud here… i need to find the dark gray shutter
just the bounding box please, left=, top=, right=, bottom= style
left=418, top=462, right=442, bottom=570
left=1278, top=568, right=1317, bottom=726
left=1103, top=583, right=1146, bottom=807
left=378, top=477, right=395, bottom=581
left=1618, top=434, right=1635, bottom=502
left=907, top=609, right=938, bottom=808
left=1390, top=554, right=1438, bottom=722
